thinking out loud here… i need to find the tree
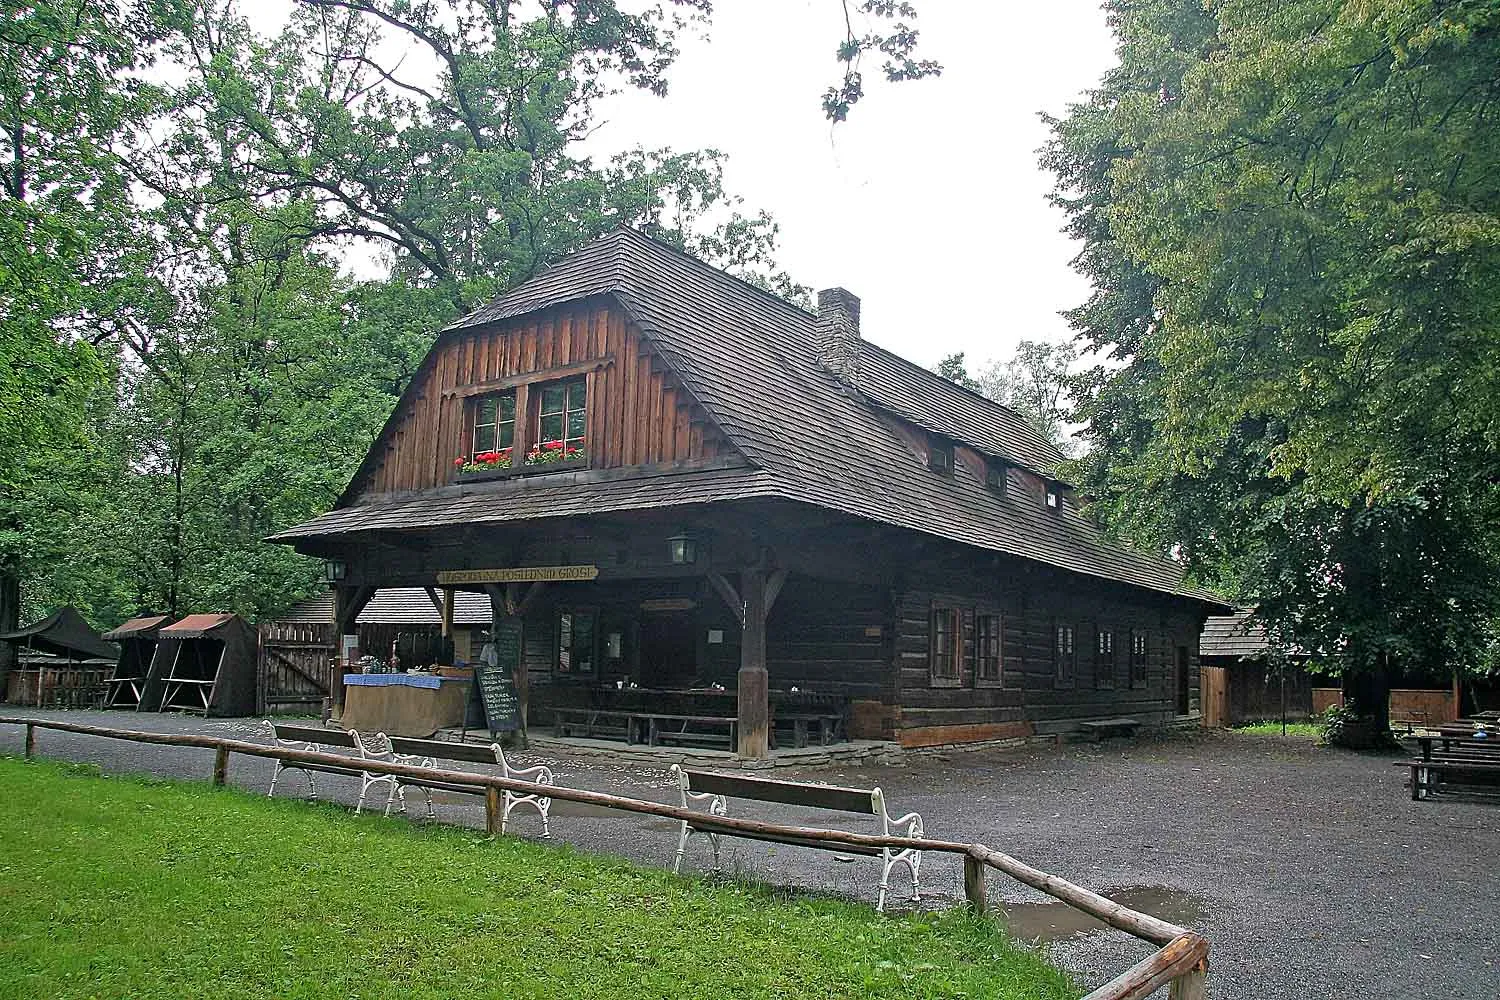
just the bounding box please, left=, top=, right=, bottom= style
left=933, top=352, right=980, bottom=391
left=932, top=342, right=1078, bottom=454
left=823, top=1, right=942, bottom=122
left=1044, top=0, right=1500, bottom=744
left=976, top=340, right=1078, bottom=455
left=0, top=1, right=180, bottom=636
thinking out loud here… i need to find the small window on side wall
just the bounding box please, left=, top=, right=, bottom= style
left=1130, top=629, right=1149, bottom=687
left=1045, top=481, right=1063, bottom=512
left=976, top=613, right=1003, bottom=686
left=1054, top=622, right=1076, bottom=687
left=929, top=605, right=962, bottom=686
left=928, top=437, right=954, bottom=475
left=1095, top=627, right=1115, bottom=689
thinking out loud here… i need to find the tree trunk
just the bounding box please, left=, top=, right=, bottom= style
left=0, top=571, right=18, bottom=677
left=1338, top=653, right=1393, bottom=748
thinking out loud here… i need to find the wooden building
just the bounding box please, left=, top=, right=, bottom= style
left=274, top=230, right=1229, bottom=757
left=1199, top=610, right=1316, bottom=726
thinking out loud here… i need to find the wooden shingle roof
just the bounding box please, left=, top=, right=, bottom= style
left=275, top=230, right=1223, bottom=606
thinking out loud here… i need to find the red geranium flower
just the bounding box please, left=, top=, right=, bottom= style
left=454, top=457, right=466, bottom=467
left=544, top=439, right=563, bottom=450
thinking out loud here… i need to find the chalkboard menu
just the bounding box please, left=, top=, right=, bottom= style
left=473, top=620, right=522, bottom=736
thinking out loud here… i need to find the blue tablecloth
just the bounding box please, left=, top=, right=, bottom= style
left=344, top=672, right=442, bottom=690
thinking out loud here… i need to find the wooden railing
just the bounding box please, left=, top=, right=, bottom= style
left=4, top=716, right=1209, bottom=999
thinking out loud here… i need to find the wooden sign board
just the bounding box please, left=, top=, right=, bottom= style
left=472, top=620, right=523, bottom=736
left=437, top=565, right=599, bottom=586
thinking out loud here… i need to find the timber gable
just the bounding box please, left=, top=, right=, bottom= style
left=346, top=296, right=744, bottom=500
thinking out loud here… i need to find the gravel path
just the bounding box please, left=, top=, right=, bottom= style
left=1, top=710, right=1495, bottom=999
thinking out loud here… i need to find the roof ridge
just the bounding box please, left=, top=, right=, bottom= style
left=610, top=226, right=817, bottom=324
left=857, top=339, right=1067, bottom=467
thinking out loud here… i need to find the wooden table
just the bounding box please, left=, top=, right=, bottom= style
left=1411, top=733, right=1500, bottom=760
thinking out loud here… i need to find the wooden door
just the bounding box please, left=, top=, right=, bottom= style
left=1200, top=666, right=1228, bottom=728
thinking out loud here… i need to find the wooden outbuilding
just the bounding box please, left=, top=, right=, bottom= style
left=0, top=606, right=118, bottom=708
left=102, top=614, right=172, bottom=709
left=137, top=614, right=258, bottom=717
left=272, top=229, right=1230, bottom=757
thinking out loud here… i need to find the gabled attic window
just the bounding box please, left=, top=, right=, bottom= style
left=1045, top=481, right=1064, bottom=512
left=985, top=460, right=1008, bottom=498
left=927, top=436, right=954, bottom=475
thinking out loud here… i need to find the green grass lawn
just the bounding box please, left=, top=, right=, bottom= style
left=1232, top=720, right=1322, bottom=739
left=0, top=757, right=1077, bottom=1000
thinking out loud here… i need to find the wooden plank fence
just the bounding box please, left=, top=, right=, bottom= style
left=4, top=715, right=1210, bottom=999
left=257, top=622, right=337, bottom=715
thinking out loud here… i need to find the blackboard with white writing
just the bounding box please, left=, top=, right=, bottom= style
left=473, top=620, right=522, bottom=736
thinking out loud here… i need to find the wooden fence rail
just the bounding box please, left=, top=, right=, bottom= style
left=3, top=716, right=1209, bottom=999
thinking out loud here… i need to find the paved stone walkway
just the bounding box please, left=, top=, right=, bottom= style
left=1, top=710, right=1495, bottom=999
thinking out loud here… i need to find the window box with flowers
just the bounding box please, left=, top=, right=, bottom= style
left=453, top=448, right=514, bottom=482
left=525, top=439, right=587, bottom=468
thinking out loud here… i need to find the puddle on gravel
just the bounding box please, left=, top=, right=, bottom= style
left=998, top=886, right=1204, bottom=943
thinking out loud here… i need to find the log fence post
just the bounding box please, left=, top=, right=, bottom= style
left=485, top=786, right=501, bottom=835
left=212, top=746, right=230, bottom=787
left=24, top=722, right=34, bottom=759
left=1169, top=969, right=1206, bottom=1000
left=963, top=854, right=987, bottom=913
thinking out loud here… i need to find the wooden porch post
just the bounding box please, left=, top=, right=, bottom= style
left=332, top=584, right=374, bottom=716
left=738, top=566, right=770, bottom=759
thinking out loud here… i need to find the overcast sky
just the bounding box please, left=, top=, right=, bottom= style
left=578, top=2, right=1118, bottom=369
left=247, top=2, right=1119, bottom=370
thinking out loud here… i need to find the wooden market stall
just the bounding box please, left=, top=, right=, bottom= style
left=0, top=606, right=118, bottom=708
left=101, top=615, right=172, bottom=709
left=138, top=614, right=257, bottom=717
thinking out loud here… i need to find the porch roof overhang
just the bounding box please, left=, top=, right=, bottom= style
left=270, top=465, right=781, bottom=547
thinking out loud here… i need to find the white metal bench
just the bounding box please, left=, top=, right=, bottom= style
left=671, top=766, right=924, bottom=912
left=387, top=735, right=553, bottom=837
left=265, top=721, right=360, bottom=801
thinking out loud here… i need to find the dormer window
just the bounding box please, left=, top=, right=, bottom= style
left=928, top=436, right=954, bottom=475
left=985, top=460, right=1008, bottom=497
left=1045, top=481, right=1063, bottom=512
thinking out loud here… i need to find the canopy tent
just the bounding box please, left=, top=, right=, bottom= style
left=0, top=606, right=117, bottom=661
left=0, top=606, right=117, bottom=708
left=137, top=614, right=257, bottom=717
left=102, top=615, right=172, bottom=709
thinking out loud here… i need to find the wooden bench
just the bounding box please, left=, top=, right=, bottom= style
left=671, top=766, right=924, bottom=912
left=553, top=707, right=632, bottom=741
left=1079, top=717, right=1142, bottom=741
left=773, top=712, right=843, bottom=749
left=1411, top=734, right=1500, bottom=761
left=1406, top=757, right=1500, bottom=800
left=387, top=736, right=552, bottom=837
left=636, top=713, right=737, bottom=750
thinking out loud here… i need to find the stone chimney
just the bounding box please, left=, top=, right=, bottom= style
left=816, top=287, right=861, bottom=388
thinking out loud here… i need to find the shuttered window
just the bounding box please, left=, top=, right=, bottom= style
left=1130, top=630, right=1149, bottom=687
left=1095, top=628, right=1116, bottom=689
left=930, top=605, right=962, bottom=686
left=1054, top=623, right=1076, bottom=686
left=976, top=614, right=1003, bottom=685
